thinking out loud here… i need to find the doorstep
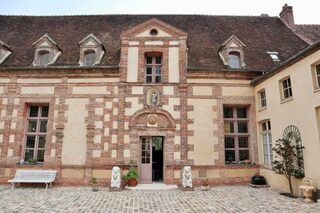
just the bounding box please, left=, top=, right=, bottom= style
left=125, top=182, right=178, bottom=191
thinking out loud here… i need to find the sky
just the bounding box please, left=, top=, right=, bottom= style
left=0, top=0, right=319, bottom=24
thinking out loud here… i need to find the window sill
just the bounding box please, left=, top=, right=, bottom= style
left=258, top=107, right=267, bottom=112
left=17, top=162, right=44, bottom=166
left=260, top=164, right=273, bottom=170
left=280, top=97, right=293, bottom=104
left=314, top=88, right=320, bottom=93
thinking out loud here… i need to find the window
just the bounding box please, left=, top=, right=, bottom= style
left=84, top=51, right=95, bottom=66
left=223, top=107, right=250, bottom=164
left=281, top=77, right=293, bottom=99
left=258, top=89, right=267, bottom=108
left=24, top=105, right=49, bottom=162
left=145, top=55, right=162, bottom=83
left=39, top=51, right=51, bottom=66
left=316, top=64, right=320, bottom=88
left=261, top=120, right=273, bottom=166
left=228, top=52, right=241, bottom=68
left=267, top=52, right=280, bottom=62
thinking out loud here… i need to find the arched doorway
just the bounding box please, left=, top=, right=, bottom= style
left=129, top=108, right=176, bottom=184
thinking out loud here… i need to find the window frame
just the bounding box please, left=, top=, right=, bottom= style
left=261, top=120, right=273, bottom=166
left=23, top=105, right=49, bottom=163
left=258, top=89, right=267, bottom=109
left=280, top=76, right=293, bottom=101
left=223, top=106, right=250, bottom=164
left=316, top=64, right=320, bottom=89
left=145, top=54, right=162, bottom=83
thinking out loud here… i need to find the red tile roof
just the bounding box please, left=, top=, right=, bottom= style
left=295, top=24, right=320, bottom=44
left=0, top=15, right=309, bottom=71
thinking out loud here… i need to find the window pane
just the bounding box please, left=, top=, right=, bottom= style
left=28, top=120, right=37, bottom=132
left=283, top=79, right=288, bottom=89
left=24, top=149, right=34, bottom=161
left=37, top=150, right=45, bottom=162
left=156, top=66, right=161, bottom=74
left=155, top=76, right=161, bottom=83
left=156, top=57, right=161, bottom=64
left=267, top=121, right=271, bottom=130
left=146, top=67, right=152, bottom=74
left=224, top=122, right=234, bottom=133
left=84, top=52, right=95, bottom=66
left=238, top=122, right=248, bottom=133
left=224, top=137, right=235, bottom=148
left=26, top=136, right=36, bottom=148
left=40, top=120, right=47, bottom=133
left=38, top=136, right=46, bottom=148
left=39, top=52, right=50, bottom=66
left=29, top=106, right=39, bottom=117
left=228, top=52, right=241, bottom=68
left=237, top=108, right=247, bottom=118
left=262, top=122, right=267, bottom=131
left=223, top=108, right=233, bottom=118
left=239, top=137, right=249, bottom=148
left=146, top=57, right=152, bottom=64
left=146, top=76, right=152, bottom=83
left=225, top=150, right=235, bottom=162
left=41, top=106, right=49, bottom=117
left=239, top=150, right=249, bottom=161
left=284, top=89, right=290, bottom=98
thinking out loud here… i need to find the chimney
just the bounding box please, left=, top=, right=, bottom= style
left=279, top=4, right=295, bottom=29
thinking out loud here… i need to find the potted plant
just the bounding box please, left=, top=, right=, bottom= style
left=201, top=178, right=210, bottom=191
left=28, top=158, right=37, bottom=165
left=90, top=177, right=99, bottom=191
left=125, top=168, right=139, bottom=187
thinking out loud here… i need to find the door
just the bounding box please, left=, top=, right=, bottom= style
left=140, top=137, right=152, bottom=183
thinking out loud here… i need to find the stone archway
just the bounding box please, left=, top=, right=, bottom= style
left=128, top=108, right=176, bottom=184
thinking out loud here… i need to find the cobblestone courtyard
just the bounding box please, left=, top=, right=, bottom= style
left=0, top=185, right=319, bottom=213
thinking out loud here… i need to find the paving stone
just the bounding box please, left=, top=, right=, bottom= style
left=0, top=185, right=319, bottom=212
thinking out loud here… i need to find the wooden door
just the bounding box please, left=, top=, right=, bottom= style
left=140, top=137, right=152, bottom=183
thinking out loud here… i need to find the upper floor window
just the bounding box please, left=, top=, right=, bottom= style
left=145, top=54, right=162, bottom=83
left=218, top=35, right=246, bottom=69
left=316, top=64, right=320, bottom=89
left=78, top=34, right=105, bottom=66
left=84, top=51, right=96, bottom=66
left=258, top=89, right=267, bottom=108
left=223, top=107, right=250, bottom=164
left=32, top=34, right=61, bottom=67
left=39, top=51, right=51, bottom=66
left=228, top=52, right=241, bottom=68
left=261, top=120, right=273, bottom=166
left=24, top=105, right=49, bottom=163
left=281, top=77, right=293, bottom=100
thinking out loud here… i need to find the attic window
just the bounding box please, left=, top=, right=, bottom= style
left=150, top=29, right=158, bottom=36
left=228, top=52, right=241, bottom=68
left=267, top=52, right=280, bottom=62
left=78, top=34, right=105, bottom=66
left=39, top=51, right=51, bottom=66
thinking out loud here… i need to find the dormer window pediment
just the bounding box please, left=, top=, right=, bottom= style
left=0, top=39, right=12, bottom=65
left=218, top=35, right=246, bottom=69
left=78, top=34, right=105, bottom=66
left=32, top=34, right=61, bottom=66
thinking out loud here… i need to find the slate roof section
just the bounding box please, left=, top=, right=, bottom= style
left=295, top=25, right=320, bottom=44
left=0, top=15, right=309, bottom=71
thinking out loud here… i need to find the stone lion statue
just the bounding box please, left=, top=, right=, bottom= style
left=182, top=166, right=192, bottom=188
left=111, top=166, right=121, bottom=188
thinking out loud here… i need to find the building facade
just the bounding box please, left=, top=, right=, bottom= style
left=0, top=5, right=319, bottom=192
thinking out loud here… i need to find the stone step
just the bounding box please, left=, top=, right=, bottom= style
left=125, top=183, right=178, bottom=191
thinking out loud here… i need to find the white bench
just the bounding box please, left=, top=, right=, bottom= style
left=8, top=170, right=57, bottom=189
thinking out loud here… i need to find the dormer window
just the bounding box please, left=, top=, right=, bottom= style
left=39, top=51, right=51, bottom=66
left=78, top=34, right=105, bottom=66
left=0, top=39, right=12, bottom=65
left=228, top=52, right=241, bottom=68
left=218, top=35, right=246, bottom=69
left=32, top=34, right=61, bottom=66
left=84, top=51, right=95, bottom=66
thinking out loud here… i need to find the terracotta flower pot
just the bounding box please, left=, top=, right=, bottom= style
left=127, top=178, right=138, bottom=187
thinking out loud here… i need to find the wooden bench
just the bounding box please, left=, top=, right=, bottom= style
left=8, top=170, right=57, bottom=189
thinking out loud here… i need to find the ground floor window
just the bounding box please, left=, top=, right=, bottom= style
left=24, top=105, right=49, bottom=162
left=223, top=107, right=250, bottom=164
left=261, top=120, right=273, bottom=166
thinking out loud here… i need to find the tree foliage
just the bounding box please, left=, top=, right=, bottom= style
left=272, top=138, right=304, bottom=196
